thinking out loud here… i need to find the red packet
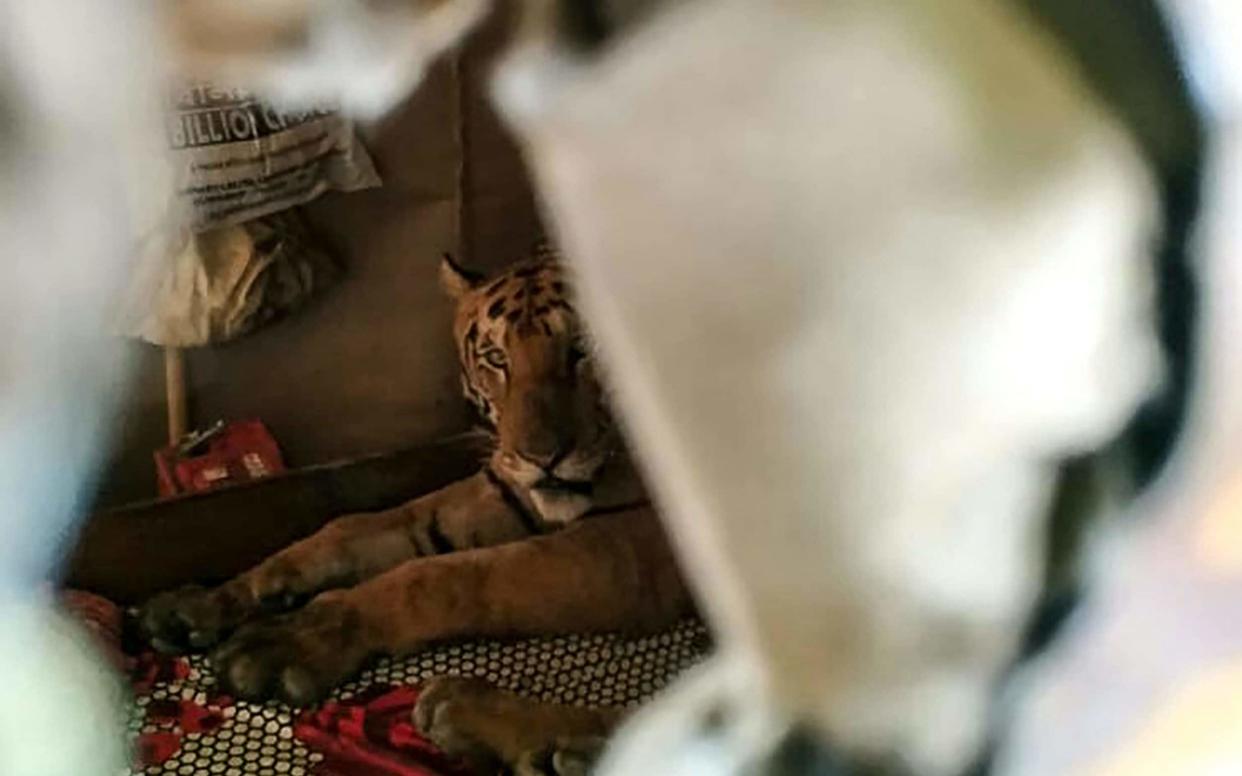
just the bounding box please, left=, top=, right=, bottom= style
left=155, top=419, right=285, bottom=497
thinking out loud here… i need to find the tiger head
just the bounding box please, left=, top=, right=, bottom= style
left=440, top=249, right=615, bottom=523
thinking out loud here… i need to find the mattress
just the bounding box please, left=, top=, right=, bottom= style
left=126, top=619, right=710, bottom=775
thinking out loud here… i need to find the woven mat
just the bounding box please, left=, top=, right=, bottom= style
left=128, top=619, right=710, bottom=775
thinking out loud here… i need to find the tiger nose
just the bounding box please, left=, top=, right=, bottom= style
left=518, top=432, right=571, bottom=469
left=516, top=408, right=575, bottom=468
left=509, top=387, right=575, bottom=468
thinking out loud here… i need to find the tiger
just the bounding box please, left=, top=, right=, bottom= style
left=139, top=247, right=694, bottom=771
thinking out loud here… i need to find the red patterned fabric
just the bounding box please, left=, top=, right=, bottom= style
left=128, top=650, right=233, bottom=768
left=124, top=644, right=470, bottom=774
left=59, top=591, right=268, bottom=771
left=135, top=731, right=182, bottom=768
left=60, top=589, right=127, bottom=671
left=294, top=685, right=471, bottom=776
left=129, top=649, right=193, bottom=695
left=55, top=587, right=706, bottom=774
left=121, top=645, right=471, bottom=773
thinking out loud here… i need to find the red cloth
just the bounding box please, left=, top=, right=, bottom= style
left=294, top=685, right=473, bottom=776
left=61, top=588, right=199, bottom=769
left=129, top=649, right=193, bottom=696
left=59, top=588, right=472, bottom=774
left=60, top=589, right=126, bottom=671
left=127, top=649, right=230, bottom=769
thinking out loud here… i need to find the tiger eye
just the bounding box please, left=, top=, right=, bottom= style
left=483, top=350, right=508, bottom=369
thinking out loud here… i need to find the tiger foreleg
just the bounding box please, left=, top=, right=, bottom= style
left=139, top=470, right=536, bottom=654
left=208, top=508, right=691, bottom=705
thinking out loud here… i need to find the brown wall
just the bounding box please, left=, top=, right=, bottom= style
left=94, top=10, right=544, bottom=508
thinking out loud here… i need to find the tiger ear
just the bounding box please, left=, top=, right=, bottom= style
left=440, top=253, right=483, bottom=300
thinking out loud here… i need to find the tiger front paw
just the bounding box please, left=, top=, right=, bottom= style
left=209, top=595, right=371, bottom=706
left=138, top=584, right=249, bottom=655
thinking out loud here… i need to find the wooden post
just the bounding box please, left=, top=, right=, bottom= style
left=164, top=346, right=188, bottom=446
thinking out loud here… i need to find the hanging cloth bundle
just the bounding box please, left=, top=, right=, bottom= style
left=126, top=208, right=340, bottom=348
left=117, top=80, right=382, bottom=449
left=119, top=80, right=381, bottom=349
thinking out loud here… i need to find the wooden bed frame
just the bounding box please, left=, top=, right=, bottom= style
left=68, top=436, right=481, bottom=604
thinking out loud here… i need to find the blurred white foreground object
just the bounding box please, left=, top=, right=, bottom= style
left=0, top=599, right=128, bottom=776
left=1001, top=0, right=1242, bottom=773
left=495, top=0, right=1160, bottom=772
left=161, top=0, right=489, bottom=117
left=0, top=0, right=1219, bottom=773
left=0, top=1, right=168, bottom=773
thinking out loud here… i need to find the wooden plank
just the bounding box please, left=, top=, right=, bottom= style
left=66, top=435, right=483, bottom=603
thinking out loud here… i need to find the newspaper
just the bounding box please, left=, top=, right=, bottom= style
left=168, top=82, right=380, bottom=230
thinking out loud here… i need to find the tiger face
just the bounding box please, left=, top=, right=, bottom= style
left=440, top=250, right=615, bottom=524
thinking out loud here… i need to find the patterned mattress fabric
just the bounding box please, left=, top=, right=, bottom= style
left=125, top=619, right=711, bottom=776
